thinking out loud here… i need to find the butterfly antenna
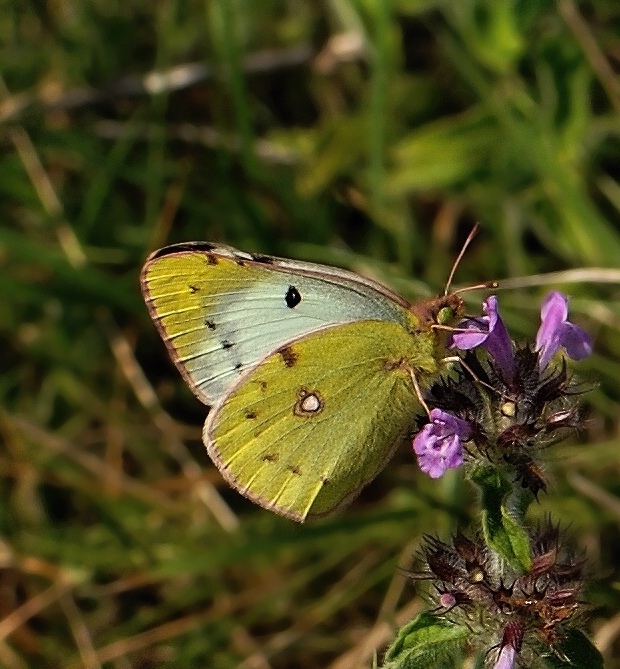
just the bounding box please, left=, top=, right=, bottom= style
left=454, top=280, right=499, bottom=296
left=444, top=223, right=480, bottom=296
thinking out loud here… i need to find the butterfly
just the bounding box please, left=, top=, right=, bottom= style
left=141, top=242, right=469, bottom=522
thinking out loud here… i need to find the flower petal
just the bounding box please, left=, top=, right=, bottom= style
left=451, top=318, right=490, bottom=349
left=429, top=408, right=472, bottom=439
left=483, top=316, right=515, bottom=383
left=540, top=290, right=568, bottom=324
left=493, top=644, right=516, bottom=669
left=558, top=322, right=593, bottom=361
left=451, top=296, right=499, bottom=350
left=536, top=291, right=592, bottom=368
left=412, top=409, right=469, bottom=478
left=536, top=291, right=567, bottom=353
left=452, top=296, right=515, bottom=383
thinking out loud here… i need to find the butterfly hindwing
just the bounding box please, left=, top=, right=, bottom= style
left=205, top=320, right=437, bottom=521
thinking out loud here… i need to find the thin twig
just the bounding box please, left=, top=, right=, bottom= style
left=59, top=593, right=103, bottom=669
left=0, top=44, right=313, bottom=125
left=94, top=120, right=300, bottom=166
left=105, top=320, right=239, bottom=533
left=0, top=641, right=29, bottom=669
left=497, top=267, right=620, bottom=290
left=0, top=77, right=86, bottom=268
left=0, top=577, right=79, bottom=643
left=8, top=415, right=184, bottom=515
left=567, top=472, right=620, bottom=520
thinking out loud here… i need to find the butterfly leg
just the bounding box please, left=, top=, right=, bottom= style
left=407, top=368, right=431, bottom=419
left=440, top=355, right=497, bottom=394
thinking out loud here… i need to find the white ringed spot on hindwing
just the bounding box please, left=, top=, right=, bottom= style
left=294, top=388, right=324, bottom=417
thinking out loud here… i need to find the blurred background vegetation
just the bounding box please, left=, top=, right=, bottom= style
left=2, top=1, right=620, bottom=667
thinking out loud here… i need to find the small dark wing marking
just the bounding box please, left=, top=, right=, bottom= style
left=146, top=242, right=219, bottom=260
left=285, top=285, right=302, bottom=308
left=278, top=346, right=298, bottom=368
left=251, top=253, right=276, bottom=264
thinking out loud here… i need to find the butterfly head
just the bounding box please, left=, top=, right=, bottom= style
left=411, top=293, right=465, bottom=331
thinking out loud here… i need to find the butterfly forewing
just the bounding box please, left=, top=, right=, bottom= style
left=141, top=244, right=411, bottom=405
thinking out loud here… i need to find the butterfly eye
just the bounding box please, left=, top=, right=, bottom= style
left=437, top=306, right=456, bottom=325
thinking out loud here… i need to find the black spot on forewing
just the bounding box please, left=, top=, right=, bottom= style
left=285, top=285, right=301, bottom=308
left=205, top=319, right=216, bottom=330
left=245, top=410, right=258, bottom=419
left=234, top=362, right=243, bottom=370
left=222, top=340, right=234, bottom=350
left=278, top=346, right=298, bottom=368
left=189, top=285, right=200, bottom=294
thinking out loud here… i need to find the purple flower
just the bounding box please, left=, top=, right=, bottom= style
left=493, top=621, right=523, bottom=669
left=439, top=592, right=457, bottom=609
left=536, top=291, right=593, bottom=369
left=413, top=409, right=471, bottom=478
left=451, top=296, right=515, bottom=383
left=493, top=643, right=516, bottom=669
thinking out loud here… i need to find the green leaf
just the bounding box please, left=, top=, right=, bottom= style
left=470, top=465, right=532, bottom=571
left=541, top=629, right=604, bottom=669
left=387, top=110, right=500, bottom=193
left=382, top=612, right=469, bottom=669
